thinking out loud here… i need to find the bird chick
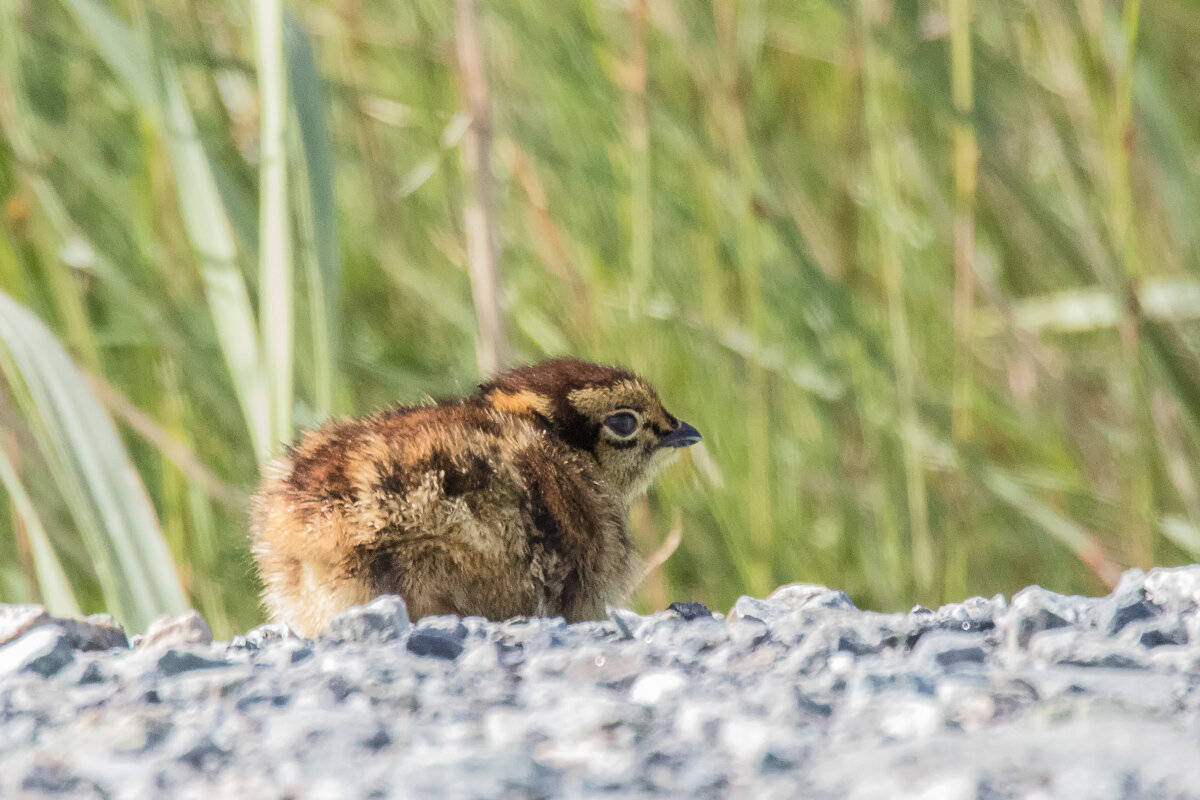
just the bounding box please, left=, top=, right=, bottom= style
left=250, top=358, right=701, bottom=636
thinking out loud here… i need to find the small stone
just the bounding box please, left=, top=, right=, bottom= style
left=566, top=619, right=613, bottom=641
left=726, top=612, right=771, bottom=651
left=234, top=693, right=291, bottom=712
left=827, top=651, right=856, bottom=677
left=0, top=605, right=51, bottom=646
left=958, top=693, right=998, bottom=730
left=1016, top=607, right=1069, bottom=648
left=76, top=661, right=105, bottom=685
left=416, top=615, right=469, bottom=638
left=1030, top=628, right=1149, bottom=669
left=21, top=763, right=82, bottom=794
left=836, top=631, right=881, bottom=657
left=768, top=583, right=856, bottom=612
left=0, top=626, right=74, bottom=678
left=630, top=669, right=687, bottom=705
left=142, top=719, right=174, bottom=751
left=1020, top=665, right=1174, bottom=709
left=326, top=674, right=355, bottom=702
left=157, top=649, right=228, bottom=676
left=668, top=601, right=714, bottom=621
left=61, top=614, right=128, bottom=651
left=795, top=690, right=834, bottom=718
left=1063, top=652, right=1146, bottom=669
left=245, top=622, right=300, bottom=648
left=1141, top=564, right=1200, bottom=606
left=139, top=610, right=213, bottom=650
left=406, top=629, right=465, bottom=660
left=762, top=749, right=799, bottom=772
left=495, top=639, right=525, bottom=668
left=608, top=607, right=648, bottom=639
left=913, top=632, right=987, bottom=668
left=1137, top=626, right=1188, bottom=648
left=930, top=595, right=1004, bottom=635
left=729, top=596, right=789, bottom=625
left=361, top=728, right=392, bottom=751
left=177, top=735, right=230, bottom=771
left=717, top=716, right=771, bottom=764
left=877, top=695, right=944, bottom=740
left=1004, top=586, right=1080, bottom=649
left=1108, top=595, right=1160, bottom=635
left=324, top=595, right=410, bottom=643
left=0, top=606, right=126, bottom=652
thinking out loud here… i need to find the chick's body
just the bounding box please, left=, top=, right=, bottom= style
left=251, top=359, right=700, bottom=636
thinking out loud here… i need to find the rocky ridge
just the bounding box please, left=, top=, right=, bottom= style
left=2, top=567, right=1200, bottom=798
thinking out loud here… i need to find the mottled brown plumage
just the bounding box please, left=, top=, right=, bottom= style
left=250, top=358, right=701, bottom=636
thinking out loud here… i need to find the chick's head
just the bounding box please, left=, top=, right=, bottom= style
left=480, top=358, right=701, bottom=501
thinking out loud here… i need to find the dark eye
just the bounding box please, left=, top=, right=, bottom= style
left=603, top=411, right=639, bottom=438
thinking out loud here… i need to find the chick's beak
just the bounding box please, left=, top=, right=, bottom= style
left=658, top=420, right=702, bottom=449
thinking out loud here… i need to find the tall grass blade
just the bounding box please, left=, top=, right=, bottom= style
left=983, top=469, right=1122, bottom=588
left=286, top=12, right=340, bottom=419
left=860, top=0, right=934, bottom=595
left=949, top=0, right=977, bottom=443
left=63, top=0, right=271, bottom=464
left=0, top=447, right=81, bottom=616
left=0, top=291, right=187, bottom=629
left=255, top=0, right=294, bottom=451
left=456, top=0, right=508, bottom=376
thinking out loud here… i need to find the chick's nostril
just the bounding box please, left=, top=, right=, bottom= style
left=658, top=420, right=702, bottom=449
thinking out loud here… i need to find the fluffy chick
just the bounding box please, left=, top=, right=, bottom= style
left=250, top=358, right=701, bottom=636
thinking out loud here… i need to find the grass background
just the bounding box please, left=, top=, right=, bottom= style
left=3, top=0, right=1200, bottom=636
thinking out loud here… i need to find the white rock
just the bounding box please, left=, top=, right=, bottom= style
left=138, top=610, right=213, bottom=650
left=629, top=669, right=687, bottom=705
left=0, top=605, right=51, bottom=646
left=0, top=625, right=73, bottom=678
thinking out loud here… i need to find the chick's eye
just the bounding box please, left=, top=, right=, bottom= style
left=604, top=411, right=639, bottom=438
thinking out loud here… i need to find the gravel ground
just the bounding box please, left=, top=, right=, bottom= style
left=2, top=566, right=1200, bottom=799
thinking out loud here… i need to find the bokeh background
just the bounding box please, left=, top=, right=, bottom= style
left=3, top=0, right=1199, bottom=637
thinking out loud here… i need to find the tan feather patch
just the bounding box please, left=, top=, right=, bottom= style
left=487, top=389, right=554, bottom=418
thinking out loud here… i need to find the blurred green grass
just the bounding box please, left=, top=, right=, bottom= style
left=2, top=0, right=1200, bottom=636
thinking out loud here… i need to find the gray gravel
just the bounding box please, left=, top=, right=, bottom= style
left=3, top=566, right=1200, bottom=799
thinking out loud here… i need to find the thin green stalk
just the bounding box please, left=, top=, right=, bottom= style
left=0, top=446, right=81, bottom=616
left=1104, top=0, right=1153, bottom=568
left=255, top=0, right=294, bottom=453
left=287, top=13, right=341, bottom=420
left=0, top=4, right=100, bottom=372
left=0, top=290, right=187, bottom=629
left=947, top=0, right=977, bottom=602
left=983, top=469, right=1122, bottom=588
left=456, top=0, right=508, bottom=376
left=950, top=0, right=977, bottom=444
left=714, top=0, right=773, bottom=594
left=628, top=0, right=652, bottom=314
left=859, top=0, right=934, bottom=598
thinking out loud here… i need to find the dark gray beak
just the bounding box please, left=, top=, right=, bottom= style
left=658, top=420, right=702, bottom=449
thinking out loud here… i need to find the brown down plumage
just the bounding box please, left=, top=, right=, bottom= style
left=250, top=358, right=702, bottom=636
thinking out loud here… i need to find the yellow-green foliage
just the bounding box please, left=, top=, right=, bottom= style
left=2, top=1, right=1198, bottom=636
